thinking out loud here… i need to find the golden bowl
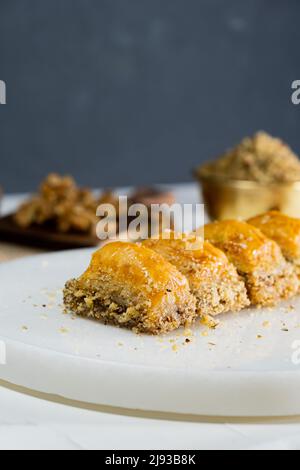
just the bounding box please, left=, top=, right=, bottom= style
left=195, top=170, right=300, bottom=220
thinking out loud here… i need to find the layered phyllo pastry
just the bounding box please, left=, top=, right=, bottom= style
left=204, top=220, right=299, bottom=306
left=248, top=211, right=300, bottom=282
left=142, top=233, right=249, bottom=317
left=63, top=241, right=197, bottom=334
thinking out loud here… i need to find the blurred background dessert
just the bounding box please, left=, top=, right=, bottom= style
left=14, top=174, right=102, bottom=234
left=195, top=132, right=300, bottom=220
left=197, top=132, right=300, bottom=184
left=0, top=173, right=175, bottom=250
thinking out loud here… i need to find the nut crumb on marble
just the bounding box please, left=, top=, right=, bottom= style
left=59, top=327, right=69, bottom=334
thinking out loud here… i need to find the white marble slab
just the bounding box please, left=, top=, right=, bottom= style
left=0, top=185, right=300, bottom=449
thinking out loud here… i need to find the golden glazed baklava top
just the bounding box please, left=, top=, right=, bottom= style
left=248, top=211, right=300, bottom=264
left=142, top=232, right=249, bottom=316
left=64, top=241, right=197, bottom=334
left=204, top=220, right=286, bottom=274
left=143, top=233, right=237, bottom=279
left=80, top=241, right=191, bottom=308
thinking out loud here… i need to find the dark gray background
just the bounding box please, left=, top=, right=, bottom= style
left=1, top=0, right=300, bottom=192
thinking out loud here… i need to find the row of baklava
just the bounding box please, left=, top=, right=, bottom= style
left=63, top=211, right=300, bottom=335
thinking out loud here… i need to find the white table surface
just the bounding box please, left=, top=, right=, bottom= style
left=1, top=184, right=300, bottom=450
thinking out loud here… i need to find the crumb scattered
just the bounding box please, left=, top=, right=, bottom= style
left=172, top=344, right=179, bottom=352
left=185, top=338, right=191, bottom=344
left=208, top=342, right=216, bottom=347
left=285, top=305, right=295, bottom=313
left=118, top=342, right=124, bottom=347
left=256, top=335, right=263, bottom=339
left=183, top=328, right=193, bottom=337
left=21, top=325, right=28, bottom=332
left=200, top=315, right=219, bottom=329
left=46, top=291, right=57, bottom=300
left=202, top=331, right=209, bottom=337
left=40, top=314, right=48, bottom=320
left=281, top=328, right=289, bottom=332
left=262, top=321, right=270, bottom=328
left=59, top=327, right=69, bottom=334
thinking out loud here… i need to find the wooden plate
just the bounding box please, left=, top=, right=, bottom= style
left=0, top=215, right=100, bottom=250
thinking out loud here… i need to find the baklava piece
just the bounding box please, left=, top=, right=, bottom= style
left=204, top=220, right=299, bottom=306
left=15, top=174, right=99, bottom=234
left=142, top=233, right=249, bottom=317
left=248, top=211, right=300, bottom=282
left=63, top=242, right=197, bottom=334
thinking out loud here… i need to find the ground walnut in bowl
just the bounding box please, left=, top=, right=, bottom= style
left=195, top=132, right=300, bottom=220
